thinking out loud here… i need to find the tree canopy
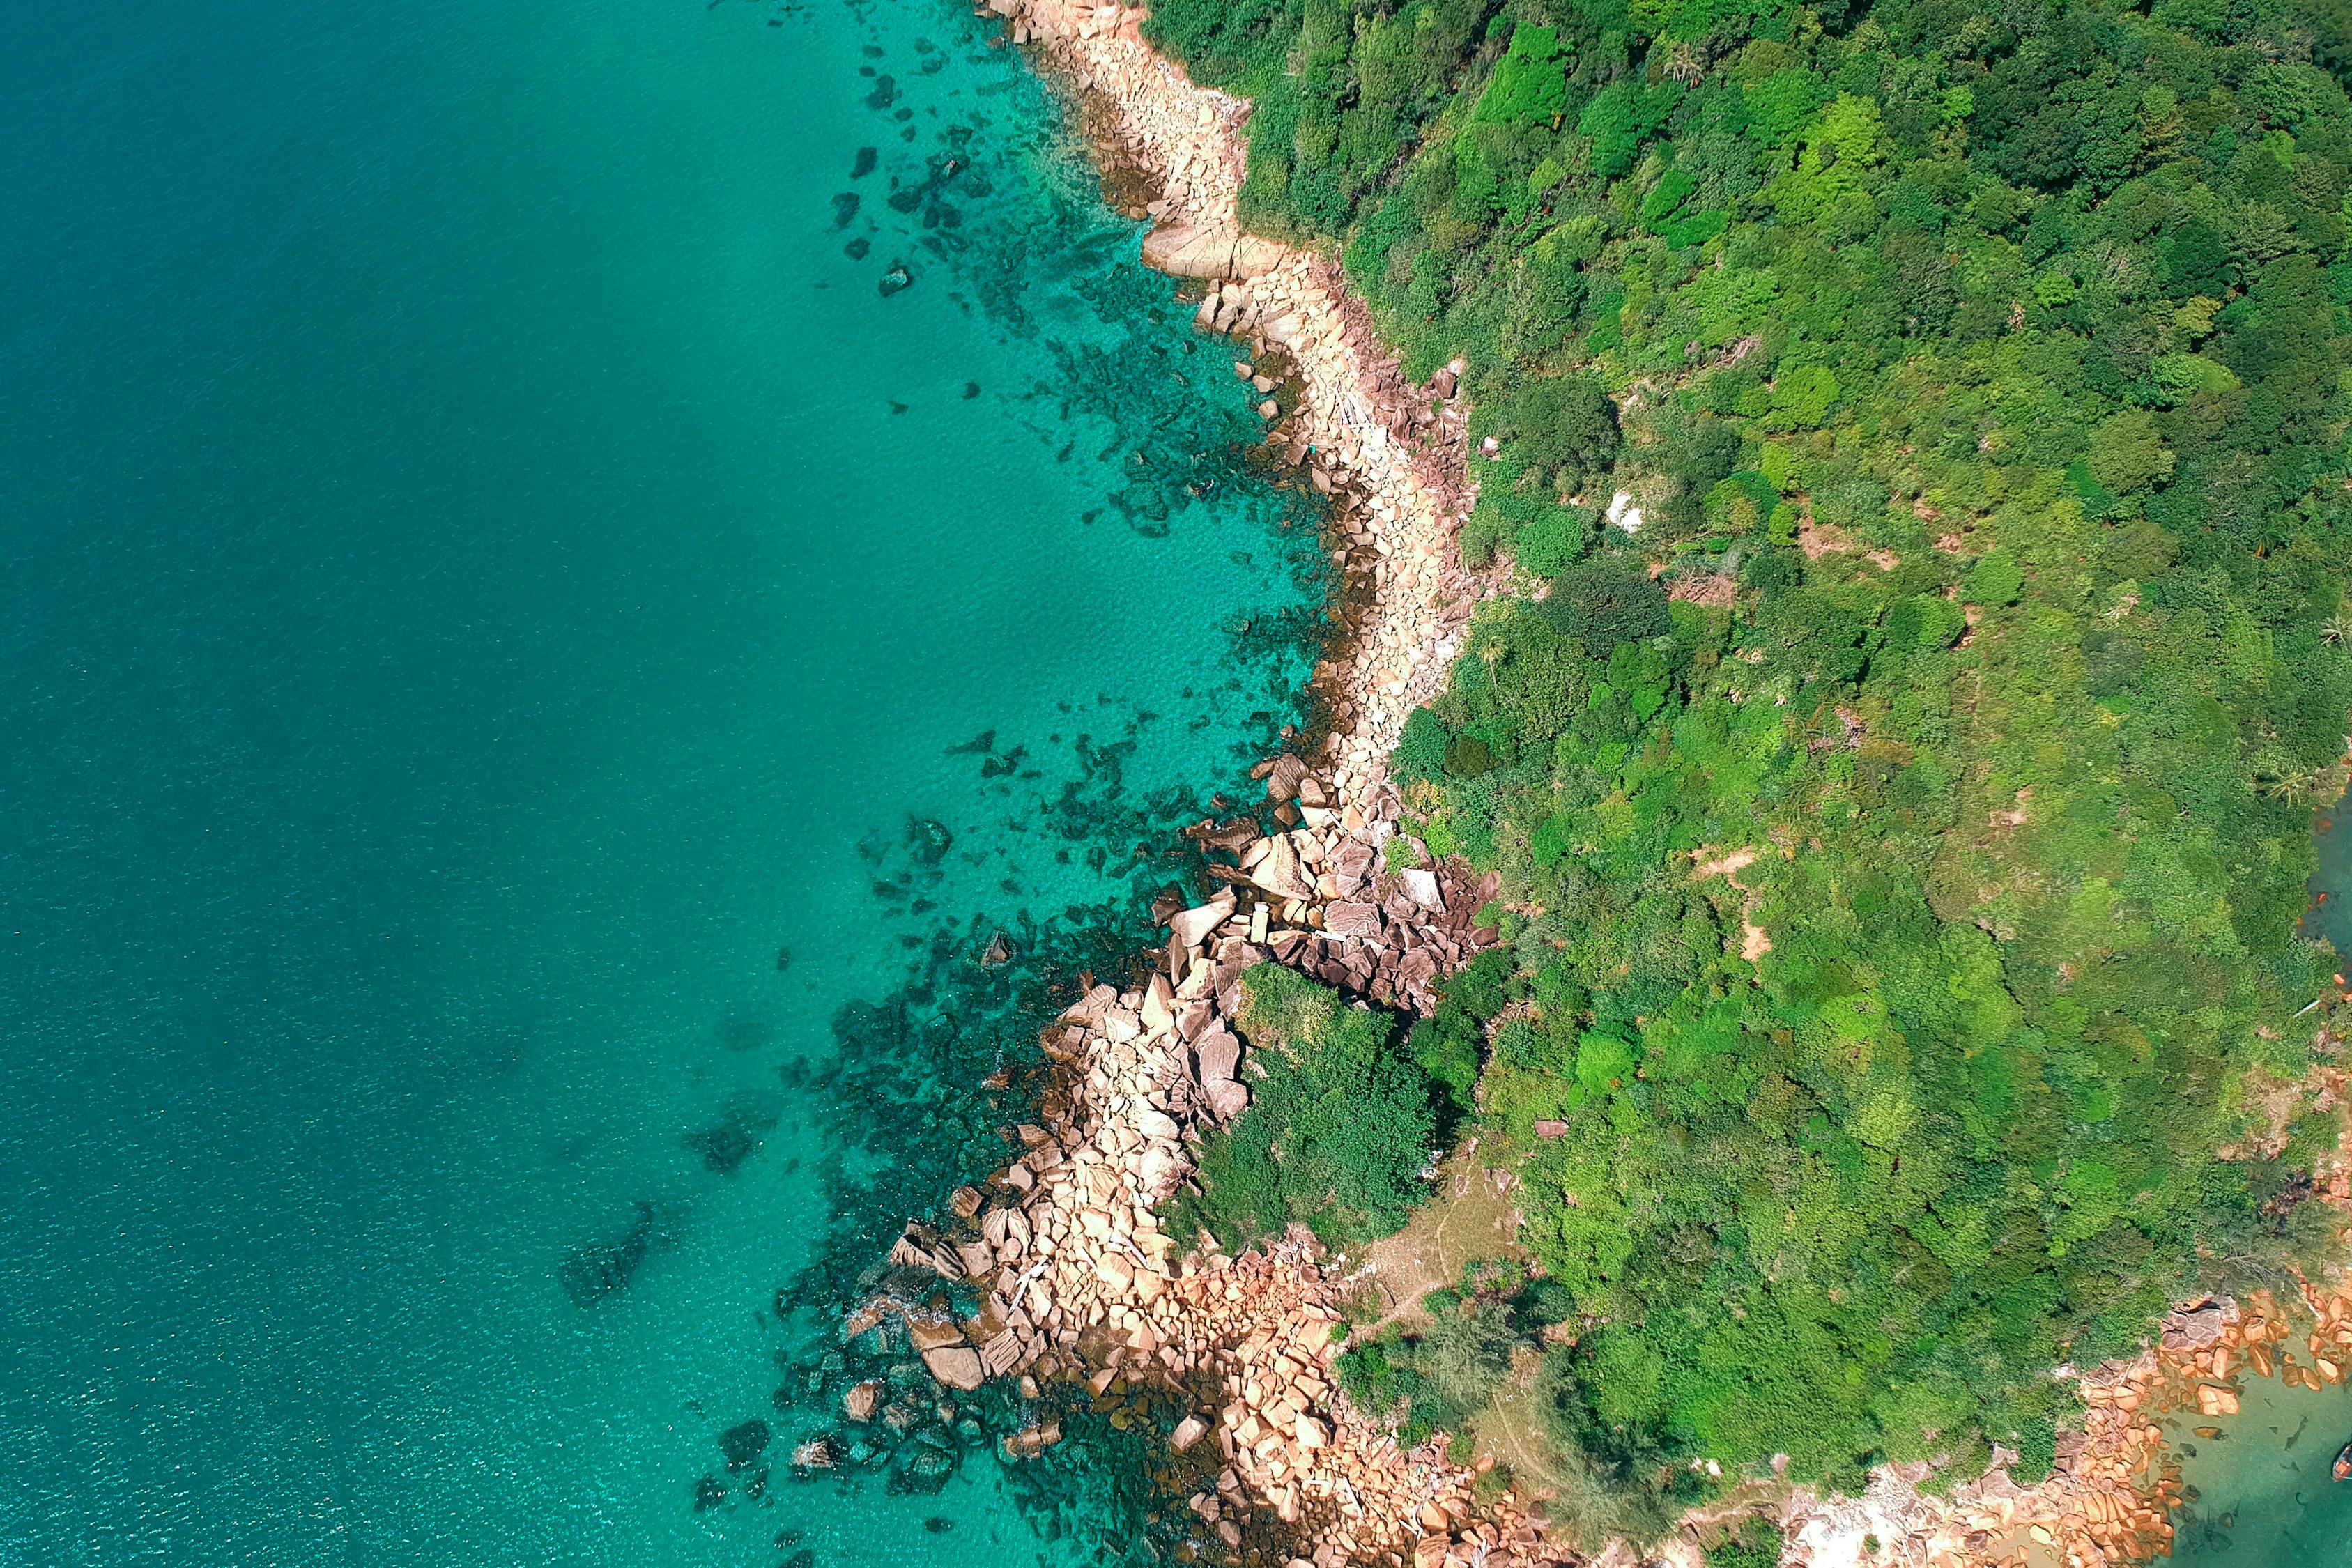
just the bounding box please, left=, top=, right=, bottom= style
left=1146, top=0, right=2352, bottom=1512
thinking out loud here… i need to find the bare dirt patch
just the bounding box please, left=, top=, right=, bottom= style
left=1357, top=1144, right=1526, bottom=1335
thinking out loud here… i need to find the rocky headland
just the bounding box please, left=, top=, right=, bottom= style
left=789, top=5, right=2352, bottom=1567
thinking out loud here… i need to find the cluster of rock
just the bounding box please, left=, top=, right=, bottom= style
left=1178, top=758, right=1499, bottom=1017
left=1188, top=261, right=1494, bottom=788
left=836, top=877, right=1560, bottom=1567
left=757, top=1309, right=999, bottom=1496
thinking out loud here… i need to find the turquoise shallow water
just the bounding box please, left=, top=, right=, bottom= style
left=0, top=0, right=1316, bottom=1562
left=2165, top=1371, right=2352, bottom=1567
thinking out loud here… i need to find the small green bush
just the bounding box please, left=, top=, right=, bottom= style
left=1171, top=967, right=1437, bottom=1249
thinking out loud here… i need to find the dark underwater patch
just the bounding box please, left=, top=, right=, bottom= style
left=685, top=1099, right=777, bottom=1175
left=558, top=1200, right=656, bottom=1307
left=719, top=1417, right=771, bottom=1471
left=714, top=1010, right=776, bottom=1054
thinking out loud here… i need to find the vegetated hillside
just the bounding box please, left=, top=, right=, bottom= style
left=1148, top=0, right=2352, bottom=1516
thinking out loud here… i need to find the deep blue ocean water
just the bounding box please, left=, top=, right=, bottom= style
left=0, top=0, right=1319, bottom=1562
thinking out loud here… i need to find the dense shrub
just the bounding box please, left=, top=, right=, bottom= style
left=1172, top=966, right=1437, bottom=1248
left=1151, top=0, right=2352, bottom=1509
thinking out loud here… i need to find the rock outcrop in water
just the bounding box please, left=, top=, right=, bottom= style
left=840, top=741, right=1541, bottom=1564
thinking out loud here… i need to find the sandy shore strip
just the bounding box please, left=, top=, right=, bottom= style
left=983, top=0, right=1491, bottom=794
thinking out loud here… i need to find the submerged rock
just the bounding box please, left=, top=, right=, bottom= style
left=878, top=262, right=916, bottom=298
left=558, top=1201, right=656, bottom=1307
left=685, top=1116, right=761, bottom=1174
left=905, top=815, right=951, bottom=861
left=900, top=1447, right=955, bottom=1489
left=719, top=1419, right=771, bottom=1473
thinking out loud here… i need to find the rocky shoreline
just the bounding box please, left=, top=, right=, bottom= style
left=830, top=742, right=1529, bottom=1567
left=804, top=4, right=1543, bottom=1564
left=1774, top=1284, right=2352, bottom=1568
left=796, top=4, right=2350, bottom=1567
left=983, top=0, right=1491, bottom=792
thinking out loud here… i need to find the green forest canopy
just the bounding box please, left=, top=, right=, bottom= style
left=1144, top=0, right=2352, bottom=1506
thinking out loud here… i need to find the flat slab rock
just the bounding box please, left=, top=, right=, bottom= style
left=921, top=1344, right=985, bottom=1391
left=1192, top=1027, right=1240, bottom=1084
left=1169, top=897, right=1236, bottom=948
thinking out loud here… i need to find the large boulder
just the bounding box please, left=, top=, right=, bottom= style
left=1169, top=896, right=1236, bottom=948
left=1233, top=235, right=1285, bottom=278
left=1252, top=835, right=1314, bottom=901
left=922, top=1344, right=986, bottom=1391
left=905, top=1314, right=967, bottom=1353
left=1192, top=1027, right=1240, bottom=1084
left=2162, top=1296, right=2238, bottom=1350
left=1143, top=220, right=1240, bottom=279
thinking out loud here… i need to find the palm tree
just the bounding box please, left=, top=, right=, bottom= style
left=2323, top=610, right=2352, bottom=646
left=1479, top=640, right=1504, bottom=692
left=2262, top=769, right=2319, bottom=806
